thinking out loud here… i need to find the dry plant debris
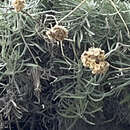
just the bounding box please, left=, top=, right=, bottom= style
left=81, top=48, right=109, bottom=74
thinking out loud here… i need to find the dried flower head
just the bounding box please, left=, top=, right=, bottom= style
left=81, top=47, right=109, bottom=74
left=12, top=0, right=25, bottom=12
left=92, top=61, right=109, bottom=74
left=46, top=25, right=68, bottom=42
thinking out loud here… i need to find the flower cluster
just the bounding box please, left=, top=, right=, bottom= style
left=12, top=0, right=25, bottom=12
left=81, top=48, right=109, bottom=74
left=46, top=25, right=68, bottom=42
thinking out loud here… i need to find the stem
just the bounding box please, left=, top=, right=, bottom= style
left=60, top=41, right=71, bottom=68
left=21, top=10, right=39, bottom=24
left=15, top=118, right=21, bottom=130
left=108, top=0, right=130, bottom=36
left=20, top=32, right=38, bottom=65
left=110, top=64, right=130, bottom=71
left=106, top=42, right=130, bottom=71
left=58, top=0, right=86, bottom=23
left=0, top=6, right=13, bottom=9
left=105, top=42, right=130, bottom=58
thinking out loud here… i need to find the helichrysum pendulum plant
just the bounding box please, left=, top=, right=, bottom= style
left=0, top=0, right=130, bottom=129
left=50, top=0, right=130, bottom=128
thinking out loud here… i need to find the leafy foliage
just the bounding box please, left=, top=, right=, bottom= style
left=0, top=0, right=130, bottom=130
